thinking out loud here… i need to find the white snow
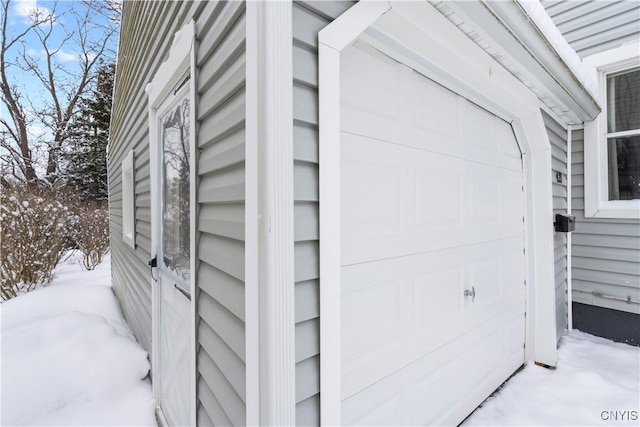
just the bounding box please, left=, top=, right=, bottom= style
left=519, top=0, right=598, bottom=97
left=463, top=330, right=640, bottom=426
left=2, top=252, right=638, bottom=426
left=1, top=251, right=156, bottom=426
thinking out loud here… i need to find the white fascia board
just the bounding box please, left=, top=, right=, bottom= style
left=448, top=0, right=601, bottom=124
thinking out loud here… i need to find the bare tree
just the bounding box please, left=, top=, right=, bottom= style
left=0, top=0, right=119, bottom=184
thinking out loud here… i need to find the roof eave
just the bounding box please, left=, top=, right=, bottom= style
left=448, top=0, right=601, bottom=124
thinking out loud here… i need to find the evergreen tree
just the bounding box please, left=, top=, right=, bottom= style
left=63, top=62, right=115, bottom=200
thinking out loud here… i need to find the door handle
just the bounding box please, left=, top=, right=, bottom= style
left=464, top=286, right=476, bottom=302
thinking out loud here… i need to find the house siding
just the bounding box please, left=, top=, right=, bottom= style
left=571, top=129, right=640, bottom=315
left=542, top=1, right=640, bottom=324
left=109, top=1, right=247, bottom=426
left=542, top=0, right=640, bottom=59
left=291, top=2, right=355, bottom=425
left=542, top=111, right=569, bottom=341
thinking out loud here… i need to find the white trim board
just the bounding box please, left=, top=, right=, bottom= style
left=319, top=2, right=558, bottom=425
left=246, top=2, right=296, bottom=425
left=145, top=20, right=197, bottom=427
left=582, top=42, right=640, bottom=219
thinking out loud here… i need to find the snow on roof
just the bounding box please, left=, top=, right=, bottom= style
left=519, top=0, right=598, bottom=98
left=432, top=0, right=600, bottom=123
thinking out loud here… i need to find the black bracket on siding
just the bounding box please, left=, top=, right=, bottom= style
left=149, top=256, right=158, bottom=282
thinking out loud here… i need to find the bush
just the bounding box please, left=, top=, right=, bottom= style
left=70, top=202, right=110, bottom=270
left=0, top=183, right=111, bottom=300
left=1, top=184, right=73, bottom=300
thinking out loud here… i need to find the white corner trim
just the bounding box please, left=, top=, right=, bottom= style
left=146, top=19, right=197, bottom=427
left=249, top=2, right=296, bottom=425
left=522, top=112, right=558, bottom=367
left=583, top=42, right=640, bottom=219
left=319, top=2, right=559, bottom=423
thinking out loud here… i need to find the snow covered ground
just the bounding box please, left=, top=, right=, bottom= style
left=1, top=251, right=156, bottom=426
left=463, top=330, right=640, bottom=426
left=2, top=252, right=638, bottom=426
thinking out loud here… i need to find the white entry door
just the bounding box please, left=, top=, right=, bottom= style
left=340, top=41, right=527, bottom=426
left=155, top=82, right=192, bottom=426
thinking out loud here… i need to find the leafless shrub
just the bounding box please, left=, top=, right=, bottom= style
left=0, top=184, right=73, bottom=300
left=70, top=202, right=110, bottom=270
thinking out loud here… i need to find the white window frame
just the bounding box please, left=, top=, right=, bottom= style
left=583, top=42, right=640, bottom=219
left=121, top=149, right=135, bottom=249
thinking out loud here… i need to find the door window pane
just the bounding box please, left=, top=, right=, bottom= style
left=162, top=96, right=190, bottom=282
left=608, top=136, right=640, bottom=200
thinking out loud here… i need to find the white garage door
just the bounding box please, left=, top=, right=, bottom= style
left=340, top=41, right=527, bottom=426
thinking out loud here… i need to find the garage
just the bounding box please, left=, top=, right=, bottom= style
left=319, top=2, right=566, bottom=426
left=338, top=39, right=527, bottom=425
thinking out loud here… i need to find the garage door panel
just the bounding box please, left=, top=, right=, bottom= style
left=343, top=43, right=523, bottom=174
left=342, top=135, right=524, bottom=266
left=341, top=240, right=524, bottom=400
left=466, top=102, right=498, bottom=152
left=412, top=72, right=462, bottom=140
left=409, top=360, right=460, bottom=426
left=469, top=177, right=503, bottom=225
left=469, top=256, right=502, bottom=303
left=341, top=275, right=407, bottom=361
left=340, top=40, right=526, bottom=425
left=342, top=305, right=524, bottom=426
left=413, top=265, right=463, bottom=327
left=414, top=172, right=464, bottom=229
left=341, top=42, right=408, bottom=146
left=341, top=41, right=404, bottom=121
left=341, top=157, right=406, bottom=239
left=342, top=106, right=405, bottom=148
left=348, top=392, right=404, bottom=427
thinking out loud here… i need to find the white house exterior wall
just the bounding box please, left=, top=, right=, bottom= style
left=542, top=0, right=640, bottom=59
left=542, top=110, right=570, bottom=341
left=291, top=2, right=355, bottom=425
left=543, top=1, right=640, bottom=321
left=109, top=2, right=248, bottom=425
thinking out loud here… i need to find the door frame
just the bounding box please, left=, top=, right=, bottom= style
left=318, top=2, right=557, bottom=425
left=146, top=20, right=197, bottom=427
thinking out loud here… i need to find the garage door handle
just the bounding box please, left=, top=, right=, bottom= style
left=464, top=286, right=476, bottom=302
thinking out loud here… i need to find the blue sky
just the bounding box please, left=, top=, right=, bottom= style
left=2, top=0, right=119, bottom=144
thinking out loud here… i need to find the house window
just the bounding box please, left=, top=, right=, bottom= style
left=122, top=149, right=135, bottom=248
left=605, top=68, right=640, bottom=201
left=583, top=42, right=640, bottom=219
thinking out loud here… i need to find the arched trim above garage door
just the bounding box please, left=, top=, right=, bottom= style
left=318, top=2, right=558, bottom=425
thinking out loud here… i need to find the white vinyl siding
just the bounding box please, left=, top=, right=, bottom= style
left=291, top=2, right=355, bottom=425
left=109, top=1, right=247, bottom=425
left=542, top=0, right=640, bottom=59
left=571, top=129, right=640, bottom=314
left=542, top=111, right=569, bottom=341
left=542, top=0, right=640, bottom=317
